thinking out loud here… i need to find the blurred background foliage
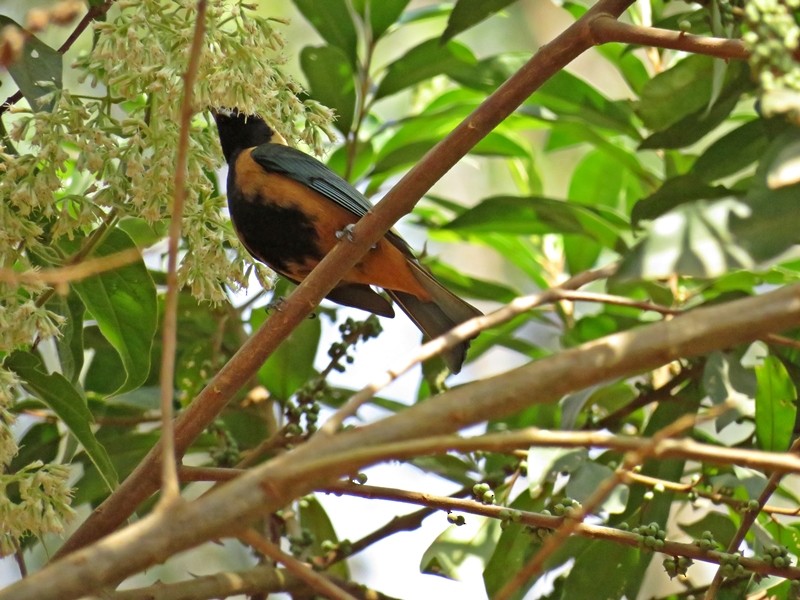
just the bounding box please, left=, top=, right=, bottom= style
left=3, top=0, right=800, bottom=598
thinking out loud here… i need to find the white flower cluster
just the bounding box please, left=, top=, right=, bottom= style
left=0, top=0, right=334, bottom=553
left=0, top=462, right=74, bottom=556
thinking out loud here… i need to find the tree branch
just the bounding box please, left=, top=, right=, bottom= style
left=589, top=15, right=749, bottom=60
left=53, top=0, right=638, bottom=560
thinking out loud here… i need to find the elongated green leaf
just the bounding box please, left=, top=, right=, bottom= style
left=292, top=0, right=358, bottom=66
left=375, top=38, right=476, bottom=99
left=637, top=55, right=723, bottom=131
left=300, top=45, right=356, bottom=134
left=755, top=356, right=796, bottom=452
left=566, top=462, right=629, bottom=514
left=6, top=351, right=118, bottom=491
left=691, top=119, right=770, bottom=182
left=631, top=174, right=731, bottom=224
left=48, top=292, right=85, bottom=384
left=299, top=496, right=349, bottom=579
left=527, top=70, right=639, bottom=138
left=352, top=0, right=411, bottom=39
left=0, top=17, right=62, bottom=112
left=67, top=229, right=157, bottom=395
left=444, top=196, right=627, bottom=253
left=640, top=62, right=751, bottom=149
left=441, top=0, right=516, bottom=42
left=421, top=514, right=500, bottom=579
left=562, top=541, right=641, bottom=599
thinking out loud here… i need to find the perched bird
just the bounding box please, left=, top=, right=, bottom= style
left=213, top=109, right=482, bottom=373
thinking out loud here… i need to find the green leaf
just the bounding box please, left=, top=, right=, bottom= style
left=527, top=70, right=639, bottom=138
left=639, top=61, right=751, bottom=149
left=449, top=53, right=528, bottom=93
left=566, top=462, right=629, bottom=514
left=9, top=423, right=60, bottom=472
left=256, top=308, right=320, bottom=401
left=375, top=38, right=476, bottom=99
left=291, top=0, right=358, bottom=66
left=352, top=0, right=411, bottom=39
left=444, top=196, right=627, bottom=253
left=47, top=291, right=85, bottom=383
left=483, top=491, right=544, bottom=599
left=441, top=0, right=517, bottom=42
left=631, top=174, right=731, bottom=225
left=638, top=55, right=726, bottom=131
left=702, top=351, right=756, bottom=432
left=679, top=512, right=737, bottom=549
left=561, top=541, right=641, bottom=599
left=421, top=513, right=500, bottom=580
left=300, top=45, right=356, bottom=135
left=299, top=495, right=349, bottom=579
left=66, top=228, right=157, bottom=395
left=755, top=355, right=796, bottom=452
left=691, top=119, right=770, bottom=183
left=6, top=351, right=118, bottom=491
left=619, top=199, right=757, bottom=279
left=0, top=17, right=63, bottom=112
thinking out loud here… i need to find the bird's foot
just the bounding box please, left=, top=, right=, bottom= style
left=335, top=224, right=356, bottom=242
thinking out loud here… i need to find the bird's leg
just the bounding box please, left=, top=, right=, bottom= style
left=335, top=224, right=356, bottom=242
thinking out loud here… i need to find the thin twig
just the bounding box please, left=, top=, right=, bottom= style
left=704, top=435, right=800, bottom=599
left=319, top=482, right=800, bottom=580
left=238, top=529, right=358, bottom=600
left=320, top=264, right=618, bottom=434
left=0, top=248, right=142, bottom=287
left=495, top=404, right=729, bottom=600
left=157, top=0, right=208, bottom=507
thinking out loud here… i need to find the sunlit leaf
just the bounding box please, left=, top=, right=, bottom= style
left=755, top=355, right=796, bottom=452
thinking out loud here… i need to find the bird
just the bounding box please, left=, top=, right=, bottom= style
left=212, top=108, right=482, bottom=373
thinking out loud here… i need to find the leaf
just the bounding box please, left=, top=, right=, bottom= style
left=444, top=196, right=627, bottom=253
left=618, top=199, right=757, bottom=280
left=9, top=423, right=60, bottom=472
left=421, top=513, right=500, bottom=580
left=703, top=351, right=757, bottom=432
left=299, top=495, right=349, bottom=579
left=351, top=0, right=411, bottom=39
left=0, top=17, right=62, bottom=112
left=375, top=38, right=476, bottom=99
left=5, top=351, right=118, bottom=491
left=441, top=0, right=517, bottom=42
left=631, top=174, right=731, bottom=224
left=755, top=355, right=796, bottom=452
left=256, top=307, right=321, bottom=401
left=291, top=0, right=358, bottom=66
left=47, top=291, right=85, bottom=383
left=66, top=228, right=157, bottom=395
left=637, top=55, right=726, bottom=131
left=679, top=512, right=737, bottom=549
left=527, top=70, right=639, bottom=138
left=691, top=119, right=770, bottom=183
left=483, top=491, right=545, bottom=599
left=639, top=62, right=751, bottom=149
left=561, top=541, right=641, bottom=599
left=566, top=462, right=629, bottom=514
left=300, top=45, right=356, bottom=134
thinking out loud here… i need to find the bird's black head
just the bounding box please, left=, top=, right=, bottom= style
left=212, top=108, right=279, bottom=163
